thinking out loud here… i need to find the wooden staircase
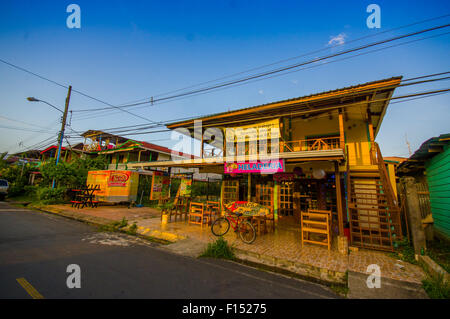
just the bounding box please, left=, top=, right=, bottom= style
left=347, top=143, right=402, bottom=251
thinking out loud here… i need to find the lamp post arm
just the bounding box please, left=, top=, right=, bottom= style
left=41, top=100, right=64, bottom=113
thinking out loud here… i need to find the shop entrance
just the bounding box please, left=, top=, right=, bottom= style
left=255, top=184, right=274, bottom=213
left=222, top=179, right=239, bottom=205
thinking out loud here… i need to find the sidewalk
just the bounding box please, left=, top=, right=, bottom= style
left=30, top=203, right=428, bottom=298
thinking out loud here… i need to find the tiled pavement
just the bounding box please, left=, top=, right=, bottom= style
left=42, top=204, right=426, bottom=285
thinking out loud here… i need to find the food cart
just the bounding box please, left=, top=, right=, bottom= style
left=86, top=170, right=139, bottom=203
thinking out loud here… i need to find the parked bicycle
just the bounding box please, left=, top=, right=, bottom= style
left=211, top=204, right=256, bottom=244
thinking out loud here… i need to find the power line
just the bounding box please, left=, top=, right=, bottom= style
left=71, top=24, right=450, bottom=117
left=0, top=115, right=55, bottom=130
left=82, top=13, right=450, bottom=108
left=0, top=63, right=158, bottom=125
left=0, top=124, right=56, bottom=134
left=74, top=86, right=450, bottom=138
left=149, top=23, right=450, bottom=104
left=2, top=19, right=449, bottom=130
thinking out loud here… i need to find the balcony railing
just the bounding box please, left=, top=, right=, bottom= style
left=280, top=136, right=341, bottom=153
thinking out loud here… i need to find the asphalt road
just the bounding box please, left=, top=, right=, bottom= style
left=0, top=201, right=338, bottom=299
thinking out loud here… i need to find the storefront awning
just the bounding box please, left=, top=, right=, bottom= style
left=126, top=149, right=345, bottom=169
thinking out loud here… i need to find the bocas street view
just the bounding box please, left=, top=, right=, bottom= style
left=0, top=0, right=449, bottom=311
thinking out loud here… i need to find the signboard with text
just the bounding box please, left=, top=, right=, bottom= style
left=107, top=171, right=131, bottom=187
left=150, top=172, right=171, bottom=200
left=224, top=159, right=284, bottom=174
left=179, top=178, right=192, bottom=197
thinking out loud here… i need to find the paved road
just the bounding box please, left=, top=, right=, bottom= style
left=0, top=202, right=338, bottom=299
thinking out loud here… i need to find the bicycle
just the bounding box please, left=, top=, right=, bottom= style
left=211, top=204, right=256, bottom=244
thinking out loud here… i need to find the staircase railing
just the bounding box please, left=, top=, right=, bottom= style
left=371, top=142, right=398, bottom=207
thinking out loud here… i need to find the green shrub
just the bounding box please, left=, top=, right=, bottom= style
left=37, top=187, right=66, bottom=204
left=40, top=155, right=107, bottom=188
left=426, top=238, right=450, bottom=273
left=7, top=181, right=27, bottom=197
left=1, top=162, right=34, bottom=197
left=158, top=201, right=174, bottom=211
left=390, top=238, right=417, bottom=265
left=200, top=237, right=235, bottom=260
left=127, top=222, right=138, bottom=235
left=422, top=274, right=450, bottom=299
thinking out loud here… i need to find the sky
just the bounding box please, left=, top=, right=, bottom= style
left=0, top=0, right=449, bottom=158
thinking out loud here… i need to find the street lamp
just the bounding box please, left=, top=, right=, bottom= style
left=26, top=86, right=72, bottom=188
left=27, top=97, right=64, bottom=113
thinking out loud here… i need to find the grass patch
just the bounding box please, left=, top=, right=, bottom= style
left=200, top=237, right=235, bottom=260
left=126, top=222, right=138, bottom=235
left=389, top=238, right=418, bottom=265
left=330, top=284, right=349, bottom=297
left=98, top=217, right=129, bottom=232
left=422, top=274, right=450, bottom=299
left=426, top=238, right=450, bottom=274
left=329, top=271, right=349, bottom=297
left=6, top=193, right=36, bottom=203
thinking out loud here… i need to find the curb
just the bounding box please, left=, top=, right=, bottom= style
left=137, top=226, right=185, bottom=243
left=233, top=247, right=347, bottom=286
left=419, top=255, right=450, bottom=284
left=28, top=204, right=112, bottom=228
left=27, top=204, right=182, bottom=244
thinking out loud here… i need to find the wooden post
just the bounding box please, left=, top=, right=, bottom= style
left=335, top=161, right=344, bottom=236
left=401, top=177, right=427, bottom=257
left=338, top=109, right=345, bottom=150
left=201, top=133, right=204, bottom=159
left=273, top=181, right=279, bottom=222
left=138, top=150, right=142, bottom=162
left=247, top=173, right=251, bottom=201
left=367, top=109, right=375, bottom=164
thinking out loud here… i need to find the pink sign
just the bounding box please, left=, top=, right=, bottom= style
left=224, top=159, right=284, bottom=174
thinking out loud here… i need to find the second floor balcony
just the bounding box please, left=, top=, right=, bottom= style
left=280, top=136, right=342, bottom=153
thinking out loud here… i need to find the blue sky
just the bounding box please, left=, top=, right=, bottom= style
left=0, top=0, right=449, bottom=158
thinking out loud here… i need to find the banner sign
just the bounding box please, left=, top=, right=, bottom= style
left=226, top=119, right=280, bottom=142
left=273, top=172, right=296, bottom=182
left=150, top=172, right=171, bottom=200
left=179, top=178, right=192, bottom=197
left=224, top=159, right=284, bottom=174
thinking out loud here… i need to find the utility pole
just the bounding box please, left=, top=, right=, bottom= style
left=52, top=85, right=72, bottom=188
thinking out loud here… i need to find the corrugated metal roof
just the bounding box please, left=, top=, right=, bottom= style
left=397, top=133, right=450, bottom=175
left=166, top=76, right=402, bottom=128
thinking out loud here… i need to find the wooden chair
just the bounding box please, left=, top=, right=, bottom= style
left=170, top=196, right=190, bottom=222
left=188, top=202, right=209, bottom=229
left=301, top=209, right=332, bottom=250
left=251, top=215, right=267, bottom=236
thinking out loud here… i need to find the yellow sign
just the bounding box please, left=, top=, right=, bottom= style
left=226, top=119, right=280, bottom=142
left=150, top=172, right=171, bottom=200
left=179, top=178, right=192, bottom=197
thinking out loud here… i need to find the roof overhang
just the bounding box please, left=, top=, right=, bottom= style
left=127, top=149, right=344, bottom=169
left=166, top=77, right=402, bottom=137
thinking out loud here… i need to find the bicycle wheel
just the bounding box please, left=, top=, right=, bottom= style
left=211, top=217, right=230, bottom=237
left=238, top=221, right=256, bottom=244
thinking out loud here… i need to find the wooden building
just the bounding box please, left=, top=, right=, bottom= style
left=397, top=133, right=450, bottom=241
left=39, top=144, right=84, bottom=164
left=128, top=77, right=403, bottom=251
left=80, top=130, right=195, bottom=170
